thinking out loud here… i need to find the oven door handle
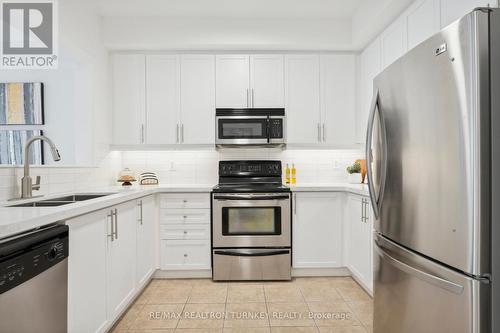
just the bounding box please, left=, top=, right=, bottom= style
left=213, top=195, right=290, bottom=200
left=214, top=249, right=290, bottom=257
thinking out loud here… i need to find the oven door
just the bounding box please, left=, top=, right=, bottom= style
left=216, top=116, right=269, bottom=145
left=212, top=193, right=291, bottom=248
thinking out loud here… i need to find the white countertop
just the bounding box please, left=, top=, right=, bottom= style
left=0, top=183, right=369, bottom=239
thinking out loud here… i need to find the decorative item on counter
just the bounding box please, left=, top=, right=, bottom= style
left=285, top=164, right=291, bottom=185
left=118, top=168, right=136, bottom=186
left=355, top=159, right=367, bottom=183
left=140, top=172, right=159, bottom=185
left=291, top=163, right=297, bottom=185
left=346, top=161, right=362, bottom=184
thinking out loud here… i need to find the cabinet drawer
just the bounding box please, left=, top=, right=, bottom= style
left=160, top=224, right=210, bottom=240
left=160, top=209, right=210, bottom=225
left=160, top=193, right=210, bottom=209
left=160, top=240, right=211, bottom=270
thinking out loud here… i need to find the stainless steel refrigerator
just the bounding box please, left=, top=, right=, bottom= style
left=366, top=8, right=500, bottom=333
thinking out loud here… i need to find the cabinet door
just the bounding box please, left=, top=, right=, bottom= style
left=292, top=192, right=342, bottom=268
left=146, top=55, right=180, bottom=144
left=250, top=55, right=284, bottom=108
left=441, top=0, right=496, bottom=28
left=107, top=201, right=137, bottom=321
left=216, top=55, right=250, bottom=108
left=347, top=195, right=372, bottom=291
left=160, top=240, right=211, bottom=270
left=180, top=55, right=215, bottom=144
left=358, top=39, right=381, bottom=143
left=380, top=17, right=407, bottom=69
left=285, top=55, right=321, bottom=144
left=320, top=55, right=356, bottom=146
left=68, top=210, right=108, bottom=333
left=136, top=196, right=157, bottom=287
left=406, top=0, right=441, bottom=51
left=112, top=54, right=145, bottom=145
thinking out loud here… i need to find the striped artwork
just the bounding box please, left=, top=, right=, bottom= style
left=0, top=83, right=44, bottom=125
left=0, top=130, right=44, bottom=165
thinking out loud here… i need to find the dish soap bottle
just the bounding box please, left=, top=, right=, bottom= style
left=285, top=164, right=291, bottom=185
left=291, top=164, right=297, bottom=185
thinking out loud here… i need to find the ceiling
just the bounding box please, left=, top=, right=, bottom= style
left=92, top=0, right=369, bottom=19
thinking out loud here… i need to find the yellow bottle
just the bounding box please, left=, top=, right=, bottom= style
left=285, top=164, right=291, bottom=185
left=291, top=164, right=297, bottom=185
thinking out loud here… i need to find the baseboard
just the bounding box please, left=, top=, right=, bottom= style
left=292, top=267, right=351, bottom=277
left=349, top=271, right=373, bottom=297
left=153, top=269, right=212, bottom=279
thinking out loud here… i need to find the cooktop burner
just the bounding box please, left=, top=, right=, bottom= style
left=214, top=160, right=289, bottom=193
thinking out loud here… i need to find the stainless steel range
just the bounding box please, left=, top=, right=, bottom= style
left=212, top=160, right=291, bottom=281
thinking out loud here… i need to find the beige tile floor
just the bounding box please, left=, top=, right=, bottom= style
left=111, top=277, right=373, bottom=333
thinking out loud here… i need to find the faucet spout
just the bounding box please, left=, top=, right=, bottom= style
left=21, top=135, right=61, bottom=199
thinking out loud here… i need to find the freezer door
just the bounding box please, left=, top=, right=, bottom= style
left=368, top=9, right=492, bottom=276
left=374, top=233, right=489, bottom=333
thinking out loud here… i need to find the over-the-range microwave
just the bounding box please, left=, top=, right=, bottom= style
left=215, top=108, right=286, bottom=148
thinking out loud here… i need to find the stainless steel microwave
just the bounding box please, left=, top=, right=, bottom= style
left=215, top=109, right=286, bottom=148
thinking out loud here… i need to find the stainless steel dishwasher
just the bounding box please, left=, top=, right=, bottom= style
left=0, top=224, right=68, bottom=333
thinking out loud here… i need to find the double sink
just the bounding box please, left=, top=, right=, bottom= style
left=9, top=193, right=115, bottom=207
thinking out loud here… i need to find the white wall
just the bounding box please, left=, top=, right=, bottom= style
left=0, top=0, right=111, bottom=166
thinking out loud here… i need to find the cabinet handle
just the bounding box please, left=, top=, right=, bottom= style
left=140, top=124, right=145, bottom=144
left=108, top=210, right=114, bottom=241
left=176, top=124, right=179, bottom=143
left=252, top=89, right=255, bottom=108
left=317, top=123, right=321, bottom=142
left=138, top=200, right=143, bottom=225
left=322, top=123, right=326, bottom=142
left=114, top=208, right=118, bottom=239
left=246, top=89, right=249, bottom=107
left=183, top=230, right=187, bottom=234
left=184, top=254, right=188, bottom=257
left=293, top=194, right=297, bottom=215
left=181, top=124, right=184, bottom=143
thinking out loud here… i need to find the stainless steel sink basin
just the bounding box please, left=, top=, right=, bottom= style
left=7, top=193, right=115, bottom=207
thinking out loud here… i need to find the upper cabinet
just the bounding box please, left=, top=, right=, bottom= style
left=285, top=55, right=321, bottom=145
left=180, top=55, right=216, bottom=144
left=250, top=55, right=285, bottom=108
left=380, top=17, right=407, bottom=69
left=146, top=55, right=180, bottom=145
left=407, top=0, right=441, bottom=51
left=216, top=55, right=285, bottom=108
left=320, top=55, right=357, bottom=146
left=112, top=54, right=146, bottom=145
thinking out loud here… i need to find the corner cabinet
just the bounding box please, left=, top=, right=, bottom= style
left=346, top=194, right=373, bottom=293
left=292, top=192, right=343, bottom=268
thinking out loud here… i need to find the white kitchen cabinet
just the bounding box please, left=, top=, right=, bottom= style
left=380, top=17, right=407, bottom=70
left=216, top=55, right=250, bottom=108
left=160, top=240, right=211, bottom=270
left=292, top=192, right=342, bottom=268
left=346, top=194, right=373, bottom=292
left=285, top=55, right=321, bottom=145
left=136, top=196, right=157, bottom=287
left=406, top=0, right=441, bottom=51
left=106, top=200, right=138, bottom=322
left=216, top=55, right=284, bottom=109
left=320, top=55, right=357, bottom=146
left=112, top=54, right=146, bottom=145
left=180, top=55, right=215, bottom=144
left=358, top=39, right=381, bottom=144
left=441, top=0, right=497, bottom=28
left=146, top=55, right=180, bottom=144
left=68, top=210, right=108, bottom=333
left=250, top=55, right=285, bottom=108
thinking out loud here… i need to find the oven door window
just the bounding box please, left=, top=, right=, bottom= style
left=222, top=207, right=281, bottom=236
left=218, top=119, right=268, bottom=139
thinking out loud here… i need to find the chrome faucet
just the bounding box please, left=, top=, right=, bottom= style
left=20, top=135, right=61, bottom=199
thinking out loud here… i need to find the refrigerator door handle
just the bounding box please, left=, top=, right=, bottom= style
left=366, top=90, right=387, bottom=219
left=374, top=239, right=464, bottom=295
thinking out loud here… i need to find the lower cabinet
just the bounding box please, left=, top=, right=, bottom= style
left=159, top=193, right=211, bottom=271
left=67, top=196, right=156, bottom=333
left=292, top=192, right=343, bottom=268
left=346, top=194, right=373, bottom=292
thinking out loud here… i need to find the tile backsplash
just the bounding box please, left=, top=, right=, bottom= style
left=0, top=149, right=364, bottom=201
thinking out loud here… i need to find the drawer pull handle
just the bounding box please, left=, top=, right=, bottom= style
left=184, top=254, right=188, bottom=257
left=183, top=231, right=187, bottom=234
left=183, top=216, right=187, bottom=219
left=183, top=200, right=187, bottom=203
